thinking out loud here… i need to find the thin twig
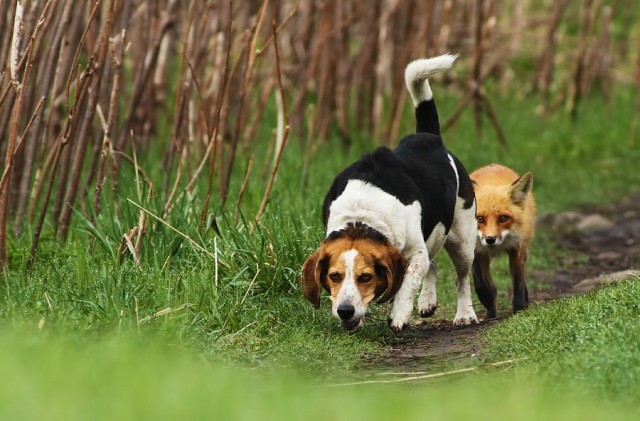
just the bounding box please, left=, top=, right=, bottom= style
left=126, top=198, right=216, bottom=261
left=320, top=359, right=524, bottom=388
left=256, top=19, right=290, bottom=221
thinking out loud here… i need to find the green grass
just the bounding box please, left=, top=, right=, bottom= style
left=1, top=87, right=639, bottom=416
left=485, top=278, right=640, bottom=405
left=0, top=327, right=638, bottom=420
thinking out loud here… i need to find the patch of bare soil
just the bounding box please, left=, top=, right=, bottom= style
left=362, top=194, right=640, bottom=374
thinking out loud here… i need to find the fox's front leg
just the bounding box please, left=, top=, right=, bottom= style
left=472, top=253, right=497, bottom=319
left=387, top=250, right=429, bottom=331
left=508, top=247, right=529, bottom=313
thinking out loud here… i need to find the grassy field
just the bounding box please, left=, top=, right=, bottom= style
left=1, top=85, right=639, bottom=418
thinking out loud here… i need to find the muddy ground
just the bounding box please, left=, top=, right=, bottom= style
left=362, top=194, right=640, bottom=374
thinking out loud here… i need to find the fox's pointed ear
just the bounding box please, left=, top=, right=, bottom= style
left=301, top=248, right=327, bottom=309
left=510, top=172, right=533, bottom=205
left=377, top=247, right=407, bottom=304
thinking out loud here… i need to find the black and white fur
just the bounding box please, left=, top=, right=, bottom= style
left=321, top=54, right=479, bottom=331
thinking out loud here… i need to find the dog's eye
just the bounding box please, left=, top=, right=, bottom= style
left=499, top=215, right=510, bottom=223
left=357, top=274, right=372, bottom=283
left=328, top=273, right=342, bottom=282
left=476, top=216, right=485, bottom=224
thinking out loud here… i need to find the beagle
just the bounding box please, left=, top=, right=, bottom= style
left=301, top=54, right=479, bottom=331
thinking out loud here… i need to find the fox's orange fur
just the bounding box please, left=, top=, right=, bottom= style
left=470, top=164, right=536, bottom=318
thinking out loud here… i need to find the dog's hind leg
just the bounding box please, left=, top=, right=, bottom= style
left=445, top=204, right=479, bottom=326
left=418, top=261, right=439, bottom=317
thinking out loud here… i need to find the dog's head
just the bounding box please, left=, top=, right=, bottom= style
left=301, top=223, right=406, bottom=331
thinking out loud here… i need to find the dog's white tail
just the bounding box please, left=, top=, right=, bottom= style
left=404, top=54, right=457, bottom=106
left=404, top=54, right=457, bottom=135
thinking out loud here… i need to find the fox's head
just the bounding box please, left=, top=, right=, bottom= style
left=473, top=172, right=533, bottom=249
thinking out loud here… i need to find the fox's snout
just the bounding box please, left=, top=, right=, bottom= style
left=478, top=230, right=509, bottom=248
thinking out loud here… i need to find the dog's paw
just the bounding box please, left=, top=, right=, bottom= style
left=387, top=317, right=407, bottom=332
left=418, top=288, right=438, bottom=318
left=453, top=312, right=479, bottom=326
left=387, top=297, right=413, bottom=332
left=419, top=303, right=438, bottom=318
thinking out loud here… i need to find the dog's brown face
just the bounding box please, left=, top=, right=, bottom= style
left=301, top=228, right=406, bottom=331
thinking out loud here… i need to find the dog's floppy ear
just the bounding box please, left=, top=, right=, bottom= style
left=510, top=172, right=533, bottom=205
left=376, top=246, right=407, bottom=304
left=301, top=248, right=327, bottom=309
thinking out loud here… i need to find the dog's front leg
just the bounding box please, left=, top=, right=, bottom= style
left=387, top=249, right=430, bottom=331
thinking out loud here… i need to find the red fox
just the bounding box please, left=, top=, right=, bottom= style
left=470, top=164, right=536, bottom=319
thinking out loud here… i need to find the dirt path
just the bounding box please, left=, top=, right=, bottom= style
left=362, top=194, right=640, bottom=373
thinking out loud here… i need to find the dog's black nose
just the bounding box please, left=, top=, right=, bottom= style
left=485, top=236, right=496, bottom=245
left=337, top=304, right=355, bottom=320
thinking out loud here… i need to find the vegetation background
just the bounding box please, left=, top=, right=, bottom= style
left=0, top=0, right=638, bottom=418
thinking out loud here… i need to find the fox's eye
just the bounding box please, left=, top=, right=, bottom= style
left=476, top=216, right=485, bottom=224
left=357, top=274, right=372, bottom=283
left=499, top=215, right=510, bottom=223
left=329, top=273, right=342, bottom=282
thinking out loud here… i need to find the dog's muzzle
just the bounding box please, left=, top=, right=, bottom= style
left=337, top=304, right=363, bottom=331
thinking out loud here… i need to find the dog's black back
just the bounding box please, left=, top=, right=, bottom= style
left=322, top=127, right=474, bottom=242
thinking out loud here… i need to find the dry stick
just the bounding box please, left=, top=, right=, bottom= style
left=58, top=0, right=118, bottom=242
left=243, top=78, right=275, bottom=148
left=62, top=0, right=103, bottom=112
left=289, top=1, right=316, bottom=141
left=384, top=1, right=418, bottom=144
left=434, top=0, right=452, bottom=54
left=14, top=0, right=65, bottom=235
left=234, top=154, right=255, bottom=224
left=471, top=0, right=484, bottom=139
left=530, top=0, right=566, bottom=105
left=112, top=12, right=174, bottom=179
left=161, top=2, right=193, bottom=202
left=593, top=6, right=612, bottom=104
left=0, top=2, right=25, bottom=266
left=372, top=0, right=396, bottom=139
left=442, top=58, right=499, bottom=133
left=163, top=3, right=197, bottom=216
left=92, top=29, right=126, bottom=223
left=27, top=0, right=75, bottom=220
left=442, top=1, right=506, bottom=147
left=321, top=359, right=521, bottom=388
left=314, top=1, right=337, bottom=142
left=352, top=1, right=379, bottom=133
left=220, top=0, right=270, bottom=205
left=131, top=131, right=145, bottom=265
left=256, top=20, right=290, bottom=221
left=0, top=96, right=45, bottom=193
left=334, top=0, right=350, bottom=144
left=255, top=2, right=300, bottom=56
left=83, top=0, right=127, bottom=198
left=300, top=104, right=317, bottom=190
left=52, top=1, right=104, bottom=231
left=260, top=130, right=276, bottom=180
left=567, top=0, right=597, bottom=120
left=197, top=0, right=232, bottom=230
left=630, top=12, right=640, bottom=144
left=29, top=69, right=94, bottom=266
left=127, top=198, right=216, bottom=261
